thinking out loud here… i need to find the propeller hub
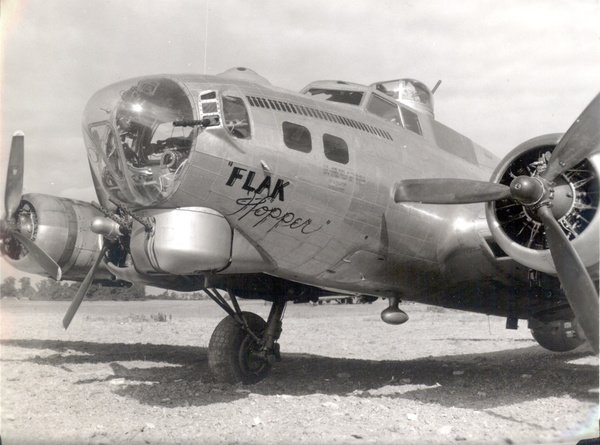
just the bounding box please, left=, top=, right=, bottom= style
left=0, top=202, right=36, bottom=260
left=547, top=177, right=576, bottom=220
left=509, top=176, right=546, bottom=206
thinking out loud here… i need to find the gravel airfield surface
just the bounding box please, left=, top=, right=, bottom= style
left=1, top=299, right=598, bottom=445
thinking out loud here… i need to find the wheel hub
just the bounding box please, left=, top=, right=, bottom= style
left=239, top=333, right=268, bottom=375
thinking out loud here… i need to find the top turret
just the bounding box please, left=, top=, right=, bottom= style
left=370, top=79, right=434, bottom=118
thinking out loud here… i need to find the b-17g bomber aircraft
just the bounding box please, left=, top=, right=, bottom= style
left=2, top=67, right=598, bottom=384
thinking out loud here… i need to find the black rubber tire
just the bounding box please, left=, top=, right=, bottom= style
left=531, top=320, right=586, bottom=352
left=208, top=312, right=271, bottom=385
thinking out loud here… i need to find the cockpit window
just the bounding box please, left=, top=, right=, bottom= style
left=400, top=107, right=422, bottom=135
left=83, top=76, right=197, bottom=206
left=366, top=94, right=401, bottom=126
left=222, top=96, right=251, bottom=139
left=305, top=88, right=364, bottom=106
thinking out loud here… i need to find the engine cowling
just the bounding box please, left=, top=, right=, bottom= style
left=1, top=193, right=106, bottom=280
left=485, top=134, right=600, bottom=275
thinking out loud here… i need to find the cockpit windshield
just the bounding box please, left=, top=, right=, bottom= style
left=304, top=88, right=364, bottom=106
left=83, top=76, right=197, bottom=206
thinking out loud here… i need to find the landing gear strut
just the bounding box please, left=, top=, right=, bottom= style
left=205, top=288, right=286, bottom=384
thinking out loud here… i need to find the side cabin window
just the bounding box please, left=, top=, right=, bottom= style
left=323, top=134, right=349, bottom=164
left=283, top=122, right=312, bottom=153
left=366, top=94, right=401, bottom=126
left=222, top=96, right=251, bottom=139
left=305, top=88, right=364, bottom=106
left=400, top=106, right=422, bottom=136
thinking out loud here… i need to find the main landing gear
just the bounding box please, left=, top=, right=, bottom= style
left=529, top=316, right=586, bottom=352
left=204, top=288, right=286, bottom=384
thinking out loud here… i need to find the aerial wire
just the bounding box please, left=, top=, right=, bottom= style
left=203, top=0, right=209, bottom=74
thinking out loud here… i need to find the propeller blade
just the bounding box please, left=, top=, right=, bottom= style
left=394, top=178, right=511, bottom=204
left=541, top=93, right=600, bottom=181
left=11, top=231, right=62, bottom=281
left=5, top=131, right=25, bottom=218
left=63, top=244, right=107, bottom=329
left=537, top=205, right=599, bottom=354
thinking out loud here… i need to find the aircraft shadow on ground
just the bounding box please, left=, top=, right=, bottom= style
left=1, top=338, right=597, bottom=409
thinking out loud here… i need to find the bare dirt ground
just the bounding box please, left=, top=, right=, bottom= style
left=0, top=299, right=598, bottom=445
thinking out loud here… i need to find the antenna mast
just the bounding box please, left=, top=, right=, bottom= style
left=203, top=0, right=209, bottom=74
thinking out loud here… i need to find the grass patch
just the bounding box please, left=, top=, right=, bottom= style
left=123, top=312, right=172, bottom=323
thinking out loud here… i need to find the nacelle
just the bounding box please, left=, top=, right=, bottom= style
left=127, top=207, right=270, bottom=276
left=485, top=134, right=600, bottom=275
left=1, top=194, right=105, bottom=280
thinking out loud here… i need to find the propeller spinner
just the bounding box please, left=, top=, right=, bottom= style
left=394, top=94, right=600, bottom=354
left=1, top=132, right=62, bottom=280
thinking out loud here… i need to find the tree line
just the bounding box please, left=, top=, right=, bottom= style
left=0, top=276, right=211, bottom=301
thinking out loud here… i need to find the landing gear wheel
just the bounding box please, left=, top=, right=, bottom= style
left=208, top=311, right=271, bottom=385
left=531, top=318, right=586, bottom=352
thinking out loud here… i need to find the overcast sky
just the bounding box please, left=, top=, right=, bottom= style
left=0, top=0, right=599, bottom=280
